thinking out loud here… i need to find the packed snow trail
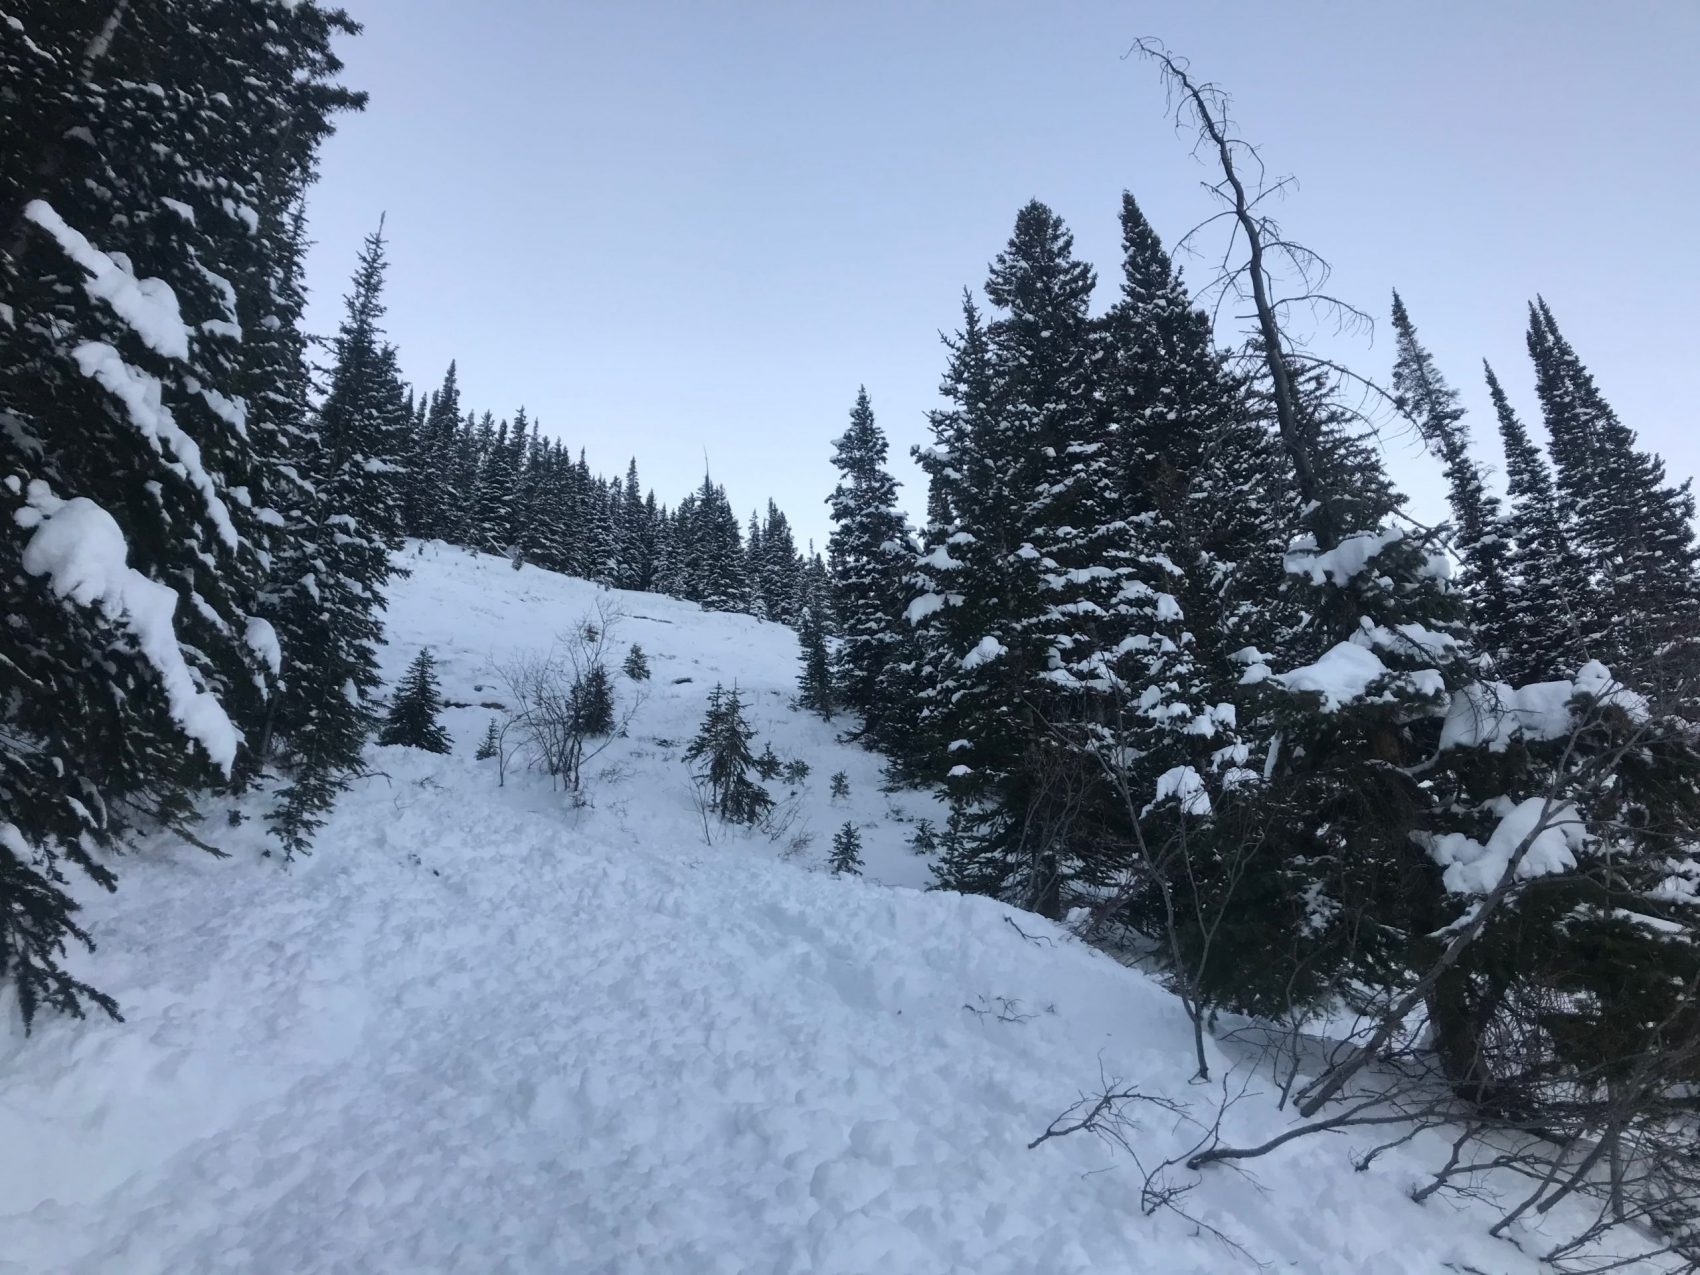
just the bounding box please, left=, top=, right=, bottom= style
left=0, top=545, right=1647, bottom=1273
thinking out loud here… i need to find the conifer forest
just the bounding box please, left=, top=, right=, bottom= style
left=3, top=5, right=1698, bottom=1272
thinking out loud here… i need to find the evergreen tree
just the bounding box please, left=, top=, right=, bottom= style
left=915, top=204, right=1151, bottom=914
left=829, top=823, right=864, bottom=876
left=267, top=222, right=411, bottom=855
left=1482, top=363, right=1593, bottom=681
left=758, top=501, right=802, bottom=625
left=0, top=0, right=360, bottom=1024
left=1389, top=292, right=1513, bottom=660
left=827, top=388, right=918, bottom=755
left=573, top=662, right=616, bottom=738
left=684, top=684, right=773, bottom=825
left=687, top=475, right=750, bottom=612
left=378, top=648, right=451, bottom=753
left=1526, top=299, right=1700, bottom=677
left=475, top=719, right=501, bottom=761
left=829, top=771, right=850, bottom=801
left=615, top=459, right=648, bottom=590
left=472, top=411, right=518, bottom=552
left=409, top=362, right=461, bottom=539
left=796, top=605, right=834, bottom=719
left=909, top=819, right=938, bottom=855
left=622, top=644, right=651, bottom=681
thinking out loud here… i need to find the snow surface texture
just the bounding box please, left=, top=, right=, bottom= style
left=0, top=543, right=1652, bottom=1274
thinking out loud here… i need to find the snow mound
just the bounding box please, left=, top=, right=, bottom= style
left=0, top=543, right=1639, bottom=1274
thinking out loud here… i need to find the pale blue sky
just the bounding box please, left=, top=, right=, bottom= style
left=302, top=1, right=1700, bottom=550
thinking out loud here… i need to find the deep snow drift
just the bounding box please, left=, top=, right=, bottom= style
left=0, top=543, right=1652, bottom=1273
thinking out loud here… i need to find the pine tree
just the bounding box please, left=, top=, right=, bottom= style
left=0, top=0, right=360, bottom=1024
left=829, top=771, right=850, bottom=801
left=1390, top=292, right=1513, bottom=661
left=1482, top=362, right=1593, bottom=681
left=266, top=222, right=411, bottom=855
left=827, top=388, right=919, bottom=757
left=378, top=648, right=451, bottom=753
left=688, top=476, right=750, bottom=612
left=914, top=203, right=1142, bottom=915
left=758, top=500, right=802, bottom=624
left=796, top=604, right=834, bottom=719
left=684, top=684, right=773, bottom=825
left=909, top=819, right=938, bottom=855
left=829, top=823, right=864, bottom=876
left=615, top=459, right=648, bottom=589
left=408, top=363, right=461, bottom=540
left=622, top=644, right=651, bottom=681
left=573, top=662, right=616, bottom=738
left=1526, top=299, right=1700, bottom=677
left=472, top=411, right=518, bottom=553
left=475, top=719, right=501, bottom=761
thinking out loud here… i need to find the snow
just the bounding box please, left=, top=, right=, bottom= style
left=1426, top=797, right=1586, bottom=894
left=70, top=341, right=240, bottom=548
left=23, top=200, right=190, bottom=360
left=1439, top=662, right=1647, bottom=752
left=14, top=482, right=240, bottom=772
left=1146, top=765, right=1210, bottom=817
left=1273, top=641, right=1388, bottom=711
left=245, top=616, right=282, bottom=677
left=960, top=634, right=1007, bottom=669
left=904, top=591, right=952, bottom=625
left=0, top=543, right=1649, bottom=1275
left=1283, top=527, right=1403, bottom=587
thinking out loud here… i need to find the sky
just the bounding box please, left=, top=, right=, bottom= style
left=301, top=1, right=1700, bottom=552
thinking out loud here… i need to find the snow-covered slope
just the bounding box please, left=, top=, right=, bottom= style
left=0, top=544, right=1634, bottom=1273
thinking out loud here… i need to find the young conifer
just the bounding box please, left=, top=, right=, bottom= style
left=379, top=649, right=452, bottom=753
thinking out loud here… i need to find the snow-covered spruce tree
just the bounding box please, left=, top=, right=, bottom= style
left=474, top=719, right=501, bottom=761
left=684, top=684, right=773, bottom=826
left=1389, top=292, right=1514, bottom=662
left=1481, top=362, right=1593, bottom=682
left=472, top=411, right=517, bottom=553
left=378, top=648, right=451, bottom=754
left=758, top=500, right=801, bottom=625
left=1086, top=193, right=1299, bottom=967
left=0, top=0, right=360, bottom=1025
left=827, top=387, right=924, bottom=761
left=829, top=823, right=864, bottom=876
left=521, top=439, right=573, bottom=574
left=743, top=508, right=765, bottom=616
left=911, top=293, right=1011, bottom=862
left=796, top=604, right=834, bottom=720
left=621, top=643, right=650, bottom=681
left=573, top=661, right=616, bottom=739
left=1526, top=299, right=1700, bottom=684
left=917, top=204, right=1154, bottom=915
left=406, top=362, right=462, bottom=540
left=266, top=223, right=411, bottom=856
left=685, top=475, right=750, bottom=613
left=615, top=459, right=647, bottom=590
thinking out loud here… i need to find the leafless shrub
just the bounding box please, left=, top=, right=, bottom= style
left=491, top=599, right=645, bottom=797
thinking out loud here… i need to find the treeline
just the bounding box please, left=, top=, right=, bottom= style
left=816, top=179, right=1700, bottom=1209
left=394, top=362, right=833, bottom=622
left=0, top=2, right=820, bottom=1029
